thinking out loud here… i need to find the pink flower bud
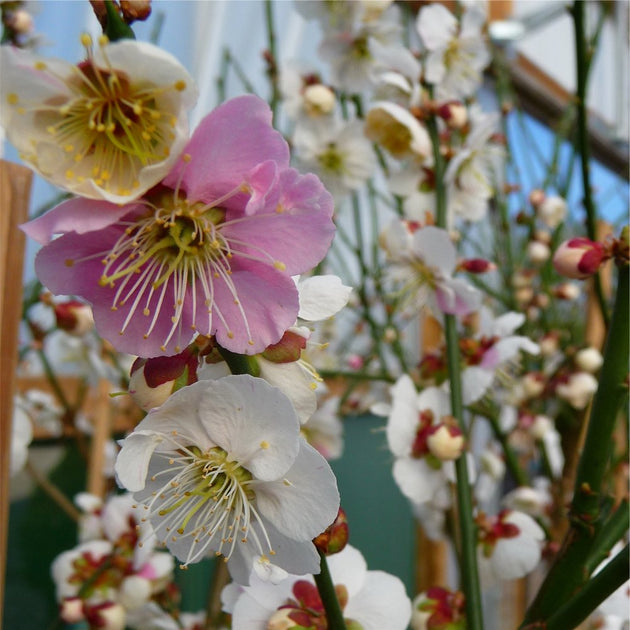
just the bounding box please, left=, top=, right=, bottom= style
left=553, top=282, right=581, bottom=300
left=553, top=238, right=606, bottom=279
left=54, top=300, right=94, bottom=336
left=128, top=348, right=198, bottom=411
left=528, top=189, right=546, bottom=207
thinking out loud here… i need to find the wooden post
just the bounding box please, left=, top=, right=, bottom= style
left=86, top=380, right=113, bottom=499
left=0, top=161, right=33, bottom=624
left=415, top=313, right=449, bottom=592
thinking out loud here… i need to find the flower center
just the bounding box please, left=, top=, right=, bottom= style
left=144, top=443, right=274, bottom=567
left=318, top=143, right=346, bottom=175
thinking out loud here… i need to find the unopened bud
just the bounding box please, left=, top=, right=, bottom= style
left=119, top=575, right=151, bottom=611
left=120, top=0, right=152, bottom=22
left=128, top=348, right=198, bottom=411
left=527, top=240, right=551, bottom=264
left=54, top=300, right=94, bottom=336
left=262, top=328, right=308, bottom=363
left=313, top=507, right=349, bottom=555
left=87, top=602, right=126, bottom=630
left=459, top=258, right=496, bottom=273
left=553, top=238, right=606, bottom=279
left=427, top=423, right=464, bottom=461
left=60, top=597, right=85, bottom=624
left=575, top=347, right=603, bottom=373
left=515, top=286, right=534, bottom=305
left=347, top=354, right=364, bottom=370
left=529, top=415, right=553, bottom=440
left=437, top=101, right=468, bottom=129
left=528, top=189, right=545, bottom=207
left=539, top=333, right=560, bottom=356
left=537, top=195, right=567, bottom=228
left=6, top=9, right=34, bottom=34
left=556, top=372, right=598, bottom=409
left=522, top=372, right=545, bottom=398
left=553, top=282, right=581, bottom=300
left=303, top=83, right=336, bottom=116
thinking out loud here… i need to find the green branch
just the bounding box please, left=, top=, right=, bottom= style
left=313, top=550, right=346, bottom=630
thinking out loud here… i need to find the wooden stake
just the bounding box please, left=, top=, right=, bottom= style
left=0, top=160, right=33, bottom=623
left=86, top=379, right=114, bottom=499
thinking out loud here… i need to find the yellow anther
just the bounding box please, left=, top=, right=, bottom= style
left=182, top=153, right=192, bottom=163
left=174, top=80, right=187, bottom=91
left=64, top=259, right=74, bottom=267
left=80, top=33, right=93, bottom=47
left=65, top=170, right=74, bottom=180
left=273, top=261, right=286, bottom=271
left=34, top=61, right=47, bottom=71
left=260, top=440, right=270, bottom=450
left=98, top=35, right=109, bottom=46
left=64, top=144, right=74, bottom=153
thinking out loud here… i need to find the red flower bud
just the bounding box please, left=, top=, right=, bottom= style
left=313, top=507, right=349, bottom=555
left=553, top=237, right=607, bottom=279
left=459, top=258, right=496, bottom=274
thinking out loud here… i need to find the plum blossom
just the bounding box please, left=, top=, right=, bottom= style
left=25, top=95, right=335, bottom=357
left=444, top=111, right=504, bottom=223
left=0, top=36, right=197, bottom=203
left=556, top=371, right=598, bottom=409
left=476, top=510, right=545, bottom=581
left=222, top=544, right=412, bottom=630
left=380, top=220, right=481, bottom=318
left=10, top=400, right=33, bottom=476
left=416, top=3, right=490, bottom=100
left=115, top=375, right=340, bottom=583
left=460, top=308, right=540, bottom=405
left=293, top=118, right=377, bottom=198
left=385, top=375, right=461, bottom=506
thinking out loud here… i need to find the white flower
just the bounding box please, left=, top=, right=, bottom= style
left=445, top=111, right=504, bottom=223
left=416, top=4, right=490, bottom=100
left=381, top=221, right=481, bottom=318
left=386, top=375, right=456, bottom=506
left=0, top=36, right=197, bottom=203
left=317, top=3, right=412, bottom=93
left=293, top=119, right=376, bottom=198
left=478, top=510, right=545, bottom=581
left=502, top=479, right=552, bottom=520
left=461, top=308, right=540, bottom=405
left=365, top=101, right=432, bottom=162
left=115, top=375, right=340, bottom=583
left=557, top=371, right=598, bottom=409
left=279, top=62, right=336, bottom=125
left=223, top=544, right=412, bottom=630
left=296, top=274, right=353, bottom=322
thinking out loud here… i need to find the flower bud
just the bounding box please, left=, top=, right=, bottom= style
left=459, top=258, right=496, bottom=274
left=60, top=597, right=85, bottom=624
left=411, top=587, right=466, bottom=630
left=537, top=195, right=567, bottom=228
left=556, top=372, right=598, bottom=409
left=553, top=238, right=606, bottom=279
left=522, top=372, right=545, bottom=398
left=261, top=328, right=308, bottom=363
left=529, top=415, right=553, bottom=440
left=303, top=83, right=336, bottom=116
left=6, top=9, right=34, bottom=34
left=553, top=282, right=581, bottom=300
left=575, top=347, right=603, bottom=373
left=54, top=300, right=94, bottom=336
left=120, top=0, right=152, bottom=22
left=87, top=602, right=126, bottom=630
left=527, top=240, right=551, bottom=264
left=437, top=101, right=468, bottom=129
left=313, top=507, right=349, bottom=555
left=427, top=423, right=464, bottom=461
left=119, top=575, right=152, bottom=611
left=539, top=332, right=560, bottom=356
left=128, top=347, right=198, bottom=411
left=528, top=189, right=545, bottom=207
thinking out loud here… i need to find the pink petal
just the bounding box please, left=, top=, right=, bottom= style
left=21, top=197, right=136, bottom=244
left=223, top=168, right=334, bottom=275
left=163, top=95, right=290, bottom=205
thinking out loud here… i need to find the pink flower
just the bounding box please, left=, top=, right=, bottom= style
left=25, top=95, right=335, bottom=357
left=553, top=237, right=607, bottom=279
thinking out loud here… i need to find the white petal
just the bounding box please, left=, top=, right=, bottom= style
left=327, top=545, right=368, bottom=597
left=256, top=440, right=339, bottom=540
left=297, top=275, right=352, bottom=321
left=198, top=375, right=300, bottom=481
left=343, top=571, right=412, bottom=630
left=392, top=457, right=444, bottom=504
left=386, top=375, right=420, bottom=457
left=413, top=226, right=457, bottom=273
left=115, top=432, right=164, bottom=492
left=461, top=366, right=495, bottom=405
left=417, top=4, right=457, bottom=50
